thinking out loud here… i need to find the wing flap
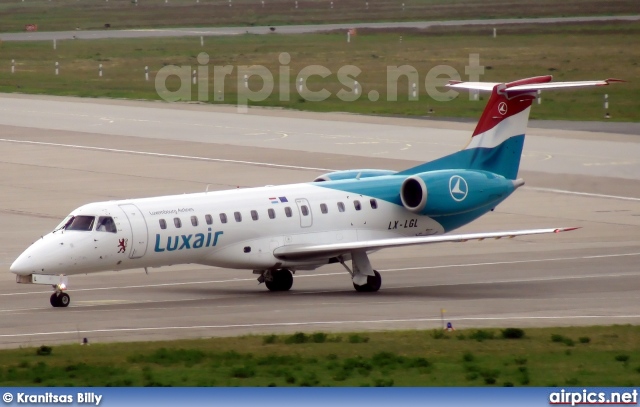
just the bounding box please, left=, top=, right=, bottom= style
left=273, top=227, right=579, bottom=261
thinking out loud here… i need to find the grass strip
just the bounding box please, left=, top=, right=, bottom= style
left=1, top=22, right=638, bottom=121
left=1, top=325, right=639, bottom=386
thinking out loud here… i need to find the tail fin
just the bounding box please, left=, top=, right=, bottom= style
left=400, top=76, right=620, bottom=179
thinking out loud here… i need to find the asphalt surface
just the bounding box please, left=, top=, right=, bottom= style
left=0, top=94, right=639, bottom=348
left=1, top=15, right=639, bottom=41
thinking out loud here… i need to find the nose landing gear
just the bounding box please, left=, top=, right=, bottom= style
left=50, top=284, right=70, bottom=307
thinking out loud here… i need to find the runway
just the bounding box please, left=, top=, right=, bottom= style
left=0, top=94, right=639, bottom=348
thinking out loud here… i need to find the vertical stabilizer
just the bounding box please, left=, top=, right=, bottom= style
left=461, top=76, right=550, bottom=179
left=399, top=76, right=618, bottom=179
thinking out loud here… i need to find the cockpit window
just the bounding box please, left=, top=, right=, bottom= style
left=65, top=215, right=95, bottom=231
left=53, top=215, right=73, bottom=232
left=96, top=216, right=117, bottom=233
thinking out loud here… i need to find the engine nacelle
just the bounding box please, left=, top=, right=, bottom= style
left=314, top=169, right=396, bottom=182
left=400, top=170, right=522, bottom=216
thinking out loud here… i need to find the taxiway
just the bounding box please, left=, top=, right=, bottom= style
left=0, top=94, right=638, bottom=348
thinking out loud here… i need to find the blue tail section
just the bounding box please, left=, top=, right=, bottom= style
left=398, top=135, right=525, bottom=179
left=400, top=77, right=555, bottom=179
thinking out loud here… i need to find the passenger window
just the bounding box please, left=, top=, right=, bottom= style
left=284, top=207, right=292, bottom=217
left=320, top=203, right=328, bottom=214
left=301, top=205, right=309, bottom=216
left=268, top=208, right=276, bottom=219
left=251, top=210, right=259, bottom=221
left=370, top=199, right=378, bottom=209
left=205, top=214, right=213, bottom=225
left=96, top=216, right=117, bottom=233
left=337, top=202, right=345, bottom=212
left=66, top=215, right=95, bottom=231
left=220, top=213, right=227, bottom=224
left=354, top=200, right=362, bottom=211
left=174, top=218, right=182, bottom=228
left=191, top=216, right=198, bottom=227
left=159, top=219, right=167, bottom=230
left=234, top=211, right=242, bottom=222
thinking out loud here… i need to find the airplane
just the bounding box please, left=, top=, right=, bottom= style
left=10, top=75, right=619, bottom=307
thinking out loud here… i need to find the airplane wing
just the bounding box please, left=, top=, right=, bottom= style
left=273, top=227, right=578, bottom=261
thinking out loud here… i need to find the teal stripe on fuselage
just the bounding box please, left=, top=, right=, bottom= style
left=312, top=135, right=524, bottom=233
left=314, top=175, right=405, bottom=206
left=398, top=135, right=525, bottom=180
left=313, top=176, right=510, bottom=233
left=430, top=198, right=509, bottom=232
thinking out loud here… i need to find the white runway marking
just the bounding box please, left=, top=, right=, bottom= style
left=1, top=314, right=639, bottom=339
left=2, top=252, right=639, bottom=297
left=0, top=138, right=332, bottom=172
left=383, top=252, right=640, bottom=272
left=527, top=187, right=640, bottom=202
left=2, top=138, right=640, bottom=201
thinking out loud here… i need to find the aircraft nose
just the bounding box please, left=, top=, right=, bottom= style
left=10, top=251, right=35, bottom=275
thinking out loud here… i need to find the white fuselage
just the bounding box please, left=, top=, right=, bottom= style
left=10, top=182, right=444, bottom=277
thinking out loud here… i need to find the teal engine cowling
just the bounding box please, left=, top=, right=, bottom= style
left=314, top=169, right=396, bottom=182
left=400, top=170, right=523, bottom=216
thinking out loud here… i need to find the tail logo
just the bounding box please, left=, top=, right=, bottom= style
left=449, top=175, right=468, bottom=202
left=498, top=102, right=508, bottom=115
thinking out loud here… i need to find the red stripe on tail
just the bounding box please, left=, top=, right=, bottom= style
left=471, top=76, right=552, bottom=138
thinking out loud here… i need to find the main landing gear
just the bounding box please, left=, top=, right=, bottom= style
left=50, top=284, right=70, bottom=308
left=353, top=270, right=382, bottom=292
left=340, top=250, right=382, bottom=293
left=260, top=268, right=294, bottom=292
left=257, top=250, right=382, bottom=293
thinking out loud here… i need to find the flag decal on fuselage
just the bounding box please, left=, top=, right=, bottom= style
left=269, top=197, right=288, bottom=204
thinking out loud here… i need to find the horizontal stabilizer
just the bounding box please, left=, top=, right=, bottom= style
left=448, top=77, right=623, bottom=94
left=447, top=81, right=499, bottom=92
left=273, top=227, right=579, bottom=261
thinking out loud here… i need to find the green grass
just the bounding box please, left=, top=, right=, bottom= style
left=0, top=0, right=638, bottom=33
left=0, top=22, right=638, bottom=121
left=1, top=325, right=639, bottom=386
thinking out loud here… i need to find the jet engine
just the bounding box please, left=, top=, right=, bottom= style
left=400, top=170, right=522, bottom=216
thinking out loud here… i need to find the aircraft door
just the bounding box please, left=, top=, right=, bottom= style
left=118, top=204, right=149, bottom=259
left=295, top=198, right=313, bottom=228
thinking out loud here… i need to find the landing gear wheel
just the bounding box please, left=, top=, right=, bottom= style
left=50, top=292, right=70, bottom=308
left=353, top=270, right=382, bottom=293
left=265, top=269, right=293, bottom=292
left=59, top=293, right=70, bottom=307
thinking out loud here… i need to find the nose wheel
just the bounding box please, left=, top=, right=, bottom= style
left=50, top=292, right=70, bottom=308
